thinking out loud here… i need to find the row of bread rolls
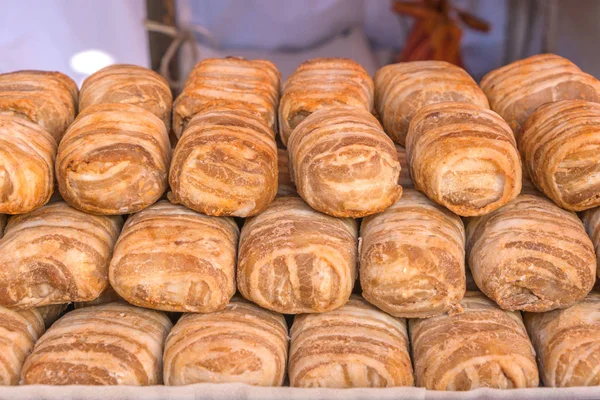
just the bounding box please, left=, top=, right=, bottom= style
left=6, top=291, right=600, bottom=389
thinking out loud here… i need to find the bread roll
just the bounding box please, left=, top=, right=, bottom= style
left=56, top=103, right=171, bottom=215
left=21, top=302, right=172, bottom=385
left=406, top=102, right=522, bottom=216
left=360, top=189, right=465, bottom=318
left=374, top=61, right=489, bottom=146
left=288, top=106, right=402, bottom=218
left=481, top=53, right=600, bottom=138
left=278, top=58, right=374, bottom=146
left=79, top=64, right=172, bottom=128
left=0, top=114, right=56, bottom=214
left=169, top=107, right=277, bottom=217
left=521, top=100, right=600, bottom=211
left=277, top=149, right=296, bottom=196
left=467, top=194, right=596, bottom=312
left=164, top=297, right=287, bottom=386
left=0, top=70, right=78, bottom=141
left=173, top=57, right=281, bottom=138
left=0, top=202, right=123, bottom=309
left=410, top=291, right=539, bottom=390
left=109, top=200, right=239, bottom=312
left=396, top=145, right=412, bottom=188
left=36, top=304, right=67, bottom=329
left=238, top=196, right=357, bottom=313
left=289, top=295, right=413, bottom=388
left=0, top=307, right=44, bottom=385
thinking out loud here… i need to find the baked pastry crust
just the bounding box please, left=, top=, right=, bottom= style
left=289, top=295, right=413, bottom=388
left=524, top=293, right=600, bottom=387
left=169, top=107, right=278, bottom=217
left=56, top=103, right=171, bottom=215
left=0, top=202, right=123, bottom=309
left=173, top=57, right=281, bottom=138
left=278, top=57, right=374, bottom=146
left=288, top=106, right=402, bottom=218
left=277, top=149, right=296, bottom=196
left=21, top=302, right=172, bottom=385
left=467, top=194, right=596, bottom=312
left=0, top=70, right=78, bottom=141
left=396, top=145, right=412, bottom=188
left=406, top=102, right=522, bottom=216
left=410, top=291, right=539, bottom=390
left=36, top=304, right=67, bottom=329
left=374, top=61, right=489, bottom=146
left=79, top=64, right=172, bottom=129
left=582, top=206, right=600, bottom=280
left=109, top=200, right=239, bottom=312
left=521, top=100, right=600, bottom=211
left=237, top=196, right=357, bottom=313
left=163, top=297, right=288, bottom=386
left=360, top=189, right=465, bottom=318
left=0, top=114, right=56, bottom=214
left=73, top=285, right=123, bottom=309
left=0, top=306, right=44, bottom=385
left=481, top=53, right=600, bottom=138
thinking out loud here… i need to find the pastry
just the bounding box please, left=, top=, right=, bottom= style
left=520, top=100, right=600, bottom=211
left=374, top=60, right=489, bottom=146
left=109, top=200, right=239, bottom=312
left=289, top=295, right=413, bottom=388
left=56, top=103, right=171, bottom=215
left=79, top=64, right=172, bottom=128
left=277, top=149, right=296, bottom=196
left=288, top=106, right=402, bottom=218
left=406, top=102, right=522, bottom=216
left=360, top=189, right=465, bottom=318
left=173, top=57, right=281, bottom=137
left=237, top=196, right=357, bottom=313
left=0, top=306, right=44, bottom=385
left=163, top=297, right=288, bottom=386
left=0, top=202, right=123, bottom=309
left=278, top=57, right=374, bottom=146
left=524, top=293, right=600, bottom=387
left=0, top=70, right=78, bottom=141
left=481, top=53, right=600, bottom=138
left=410, top=291, right=539, bottom=390
left=467, top=194, right=596, bottom=311
left=21, top=302, right=172, bottom=385
left=396, top=145, right=412, bottom=188
left=0, top=115, right=56, bottom=214
left=36, top=304, right=67, bottom=329
left=169, top=107, right=277, bottom=217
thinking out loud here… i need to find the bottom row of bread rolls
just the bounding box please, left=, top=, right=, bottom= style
left=3, top=291, right=600, bottom=390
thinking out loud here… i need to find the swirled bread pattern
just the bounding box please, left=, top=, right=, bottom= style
left=238, top=196, right=357, bottom=314
left=109, top=200, right=239, bottom=312
left=0, top=202, right=123, bottom=309
left=467, top=195, right=596, bottom=312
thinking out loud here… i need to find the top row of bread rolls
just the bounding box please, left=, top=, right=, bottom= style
left=2, top=54, right=600, bottom=218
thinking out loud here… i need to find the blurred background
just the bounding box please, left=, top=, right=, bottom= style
left=1, top=0, right=598, bottom=90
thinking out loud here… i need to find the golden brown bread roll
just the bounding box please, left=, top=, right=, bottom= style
left=524, top=293, right=600, bottom=387
left=374, top=61, right=489, bottom=146
left=238, top=196, right=357, bottom=313
left=109, top=200, right=239, bottom=312
left=21, top=302, right=172, bottom=385
left=0, top=114, right=56, bottom=214
left=36, top=304, right=67, bottom=329
left=169, top=107, right=277, bottom=217
left=410, top=291, right=539, bottom=390
left=481, top=53, right=600, bottom=138
left=406, top=102, right=522, bottom=216
left=288, top=106, right=402, bottom=218
left=277, top=148, right=296, bottom=196
left=173, top=57, right=281, bottom=138
left=0, top=70, right=78, bottom=142
left=520, top=100, right=600, bottom=211
left=278, top=57, right=374, bottom=146
left=289, top=295, right=413, bottom=388
left=396, top=145, right=413, bottom=188
left=56, top=103, right=171, bottom=215
left=79, top=64, right=172, bottom=128
left=164, top=297, right=288, bottom=386
left=0, top=202, right=123, bottom=309
left=467, top=194, right=596, bottom=312
left=0, top=306, right=44, bottom=385
left=360, top=189, right=465, bottom=318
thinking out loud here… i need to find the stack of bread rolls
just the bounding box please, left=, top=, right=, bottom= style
left=4, top=53, right=600, bottom=392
